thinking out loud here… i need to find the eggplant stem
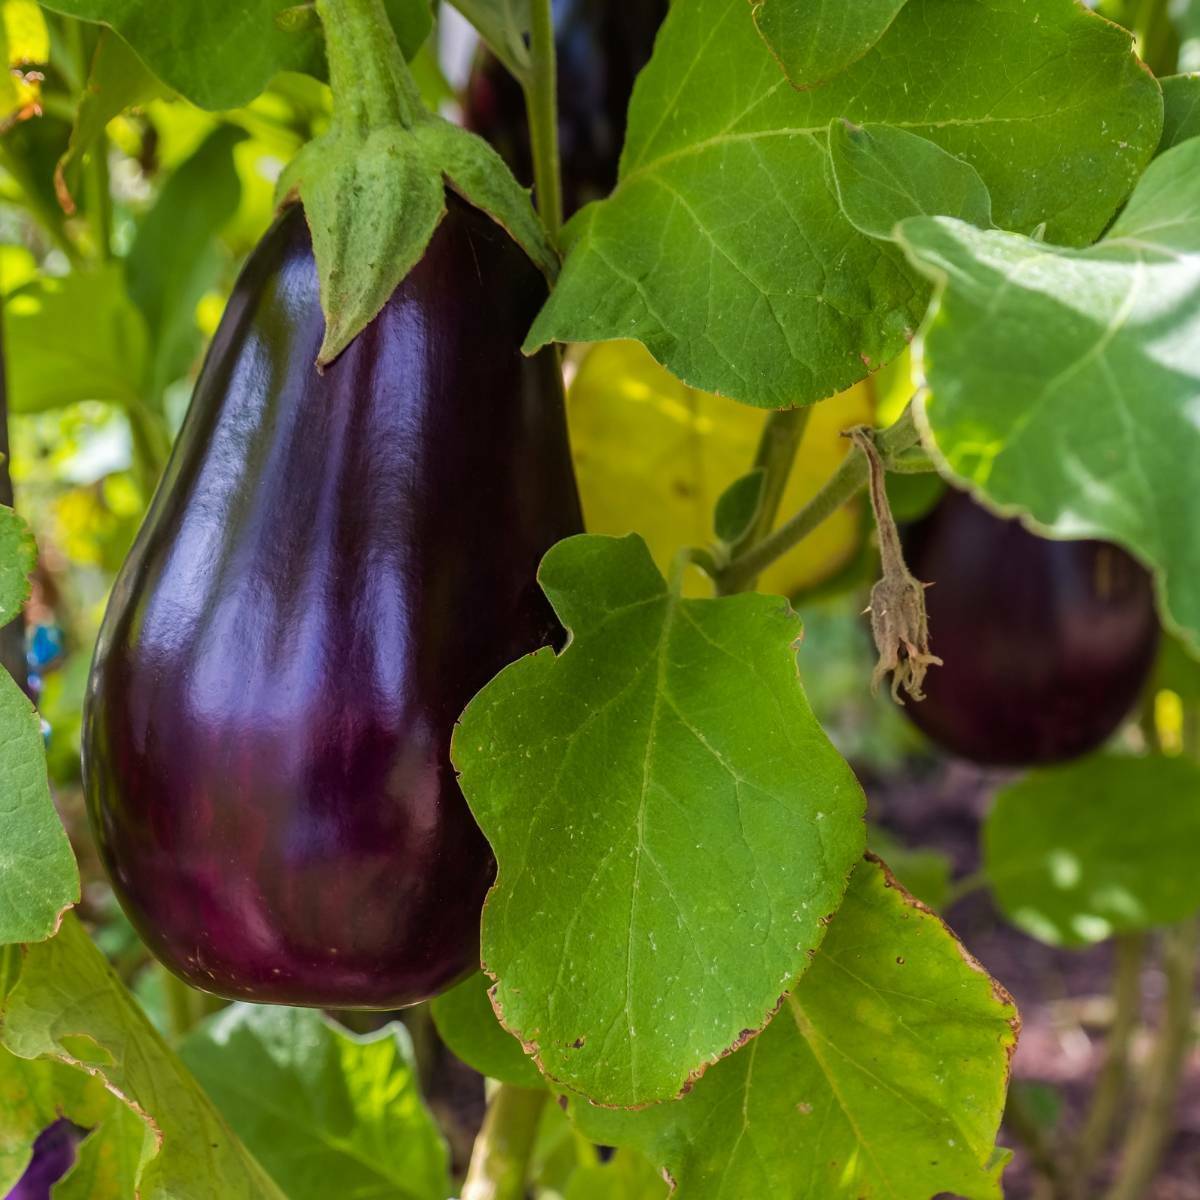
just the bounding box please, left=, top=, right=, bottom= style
left=715, top=401, right=923, bottom=594
left=523, top=0, right=563, bottom=242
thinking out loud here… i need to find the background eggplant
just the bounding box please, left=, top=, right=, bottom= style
left=462, top=0, right=668, bottom=216
left=5, top=1121, right=83, bottom=1200
left=900, top=489, right=1159, bottom=766
left=83, top=194, right=583, bottom=1008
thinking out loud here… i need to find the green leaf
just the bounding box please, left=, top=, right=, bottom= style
left=54, top=1103, right=146, bottom=1200
left=38, top=0, right=431, bottom=111
left=126, top=124, right=246, bottom=399
left=181, top=1005, right=450, bottom=1200
left=1, top=915, right=286, bottom=1199
left=430, top=971, right=544, bottom=1088
left=0, top=1052, right=106, bottom=1193
left=750, top=0, right=909, bottom=86
left=453, top=533, right=866, bottom=1107
left=1161, top=74, right=1200, bottom=151
left=713, top=468, right=765, bottom=546
left=983, top=754, right=1200, bottom=947
left=0, top=504, right=35, bottom=626
left=527, top=0, right=1161, bottom=408
left=569, top=857, right=1017, bottom=1200
left=446, top=0, right=530, bottom=82
left=0, top=670, right=78, bottom=945
left=54, top=30, right=168, bottom=216
left=898, top=137, right=1200, bottom=650
left=4, top=267, right=147, bottom=412
left=829, top=121, right=993, bottom=240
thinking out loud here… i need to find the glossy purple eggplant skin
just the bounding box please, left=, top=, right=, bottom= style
left=463, top=0, right=668, bottom=216
left=901, top=490, right=1159, bottom=767
left=5, top=1121, right=82, bottom=1200
left=83, top=195, right=583, bottom=1008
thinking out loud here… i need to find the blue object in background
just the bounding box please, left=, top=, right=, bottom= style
left=27, top=624, right=63, bottom=672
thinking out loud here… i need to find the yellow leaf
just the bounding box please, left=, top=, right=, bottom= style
left=566, top=341, right=871, bottom=597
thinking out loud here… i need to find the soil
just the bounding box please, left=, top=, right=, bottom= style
left=868, top=756, right=1200, bottom=1200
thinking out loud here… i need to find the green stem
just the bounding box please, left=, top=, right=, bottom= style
left=70, top=24, right=112, bottom=260
left=1005, top=1083, right=1066, bottom=1193
left=125, top=403, right=171, bottom=497
left=1070, top=933, right=1146, bottom=1200
left=524, top=0, right=563, bottom=241
left=716, top=402, right=923, bottom=594
left=315, top=0, right=424, bottom=131
left=461, top=1085, right=548, bottom=1200
left=942, top=868, right=987, bottom=910
left=724, top=406, right=811, bottom=589
left=1105, top=919, right=1199, bottom=1200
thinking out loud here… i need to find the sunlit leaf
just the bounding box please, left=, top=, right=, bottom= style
left=1, top=915, right=286, bottom=1198
left=899, top=138, right=1200, bottom=650
left=181, top=1005, right=450, bottom=1200
left=528, top=0, right=1161, bottom=408
left=570, top=858, right=1017, bottom=1200
left=454, top=533, right=866, bottom=1106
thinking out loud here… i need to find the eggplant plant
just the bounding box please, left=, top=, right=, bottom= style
left=0, top=1, right=1198, bottom=1199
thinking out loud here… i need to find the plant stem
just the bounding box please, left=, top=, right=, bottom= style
left=942, top=868, right=987, bottom=910
left=1105, top=918, right=1198, bottom=1200
left=125, top=403, right=171, bottom=497
left=0, top=142, right=82, bottom=268
left=1070, top=933, right=1146, bottom=1199
left=315, top=0, right=423, bottom=131
left=725, top=406, right=811, bottom=588
left=461, top=1084, right=548, bottom=1200
left=70, top=24, right=112, bottom=260
left=716, top=401, right=922, bottom=594
left=524, top=0, right=563, bottom=241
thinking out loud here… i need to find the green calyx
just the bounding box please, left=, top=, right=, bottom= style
left=279, top=0, right=557, bottom=366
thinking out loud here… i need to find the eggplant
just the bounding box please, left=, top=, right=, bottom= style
left=5, top=1121, right=82, bottom=1200
left=83, top=194, right=583, bottom=1008
left=462, top=0, right=668, bottom=216
left=900, top=490, right=1159, bottom=767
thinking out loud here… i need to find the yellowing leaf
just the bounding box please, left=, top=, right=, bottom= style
left=566, top=341, right=870, bottom=597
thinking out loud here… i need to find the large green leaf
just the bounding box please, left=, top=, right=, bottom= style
left=126, top=124, right=246, bottom=399
left=0, top=915, right=286, bottom=1199
left=898, top=137, right=1200, bottom=649
left=4, top=267, right=147, bottom=412
left=0, top=1046, right=144, bottom=1199
left=750, top=0, right=909, bottom=86
left=38, top=0, right=431, bottom=111
left=570, top=858, right=1018, bottom=1200
left=0, top=670, right=78, bottom=946
left=430, top=971, right=543, bottom=1089
left=453, top=534, right=866, bottom=1107
left=527, top=0, right=1161, bottom=408
left=983, top=754, right=1200, bottom=947
left=181, top=1006, right=449, bottom=1200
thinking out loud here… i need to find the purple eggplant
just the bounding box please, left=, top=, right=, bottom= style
left=5, top=1121, right=83, bottom=1200
left=900, top=490, right=1159, bottom=766
left=83, top=195, right=582, bottom=1008
left=463, top=0, right=668, bottom=216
